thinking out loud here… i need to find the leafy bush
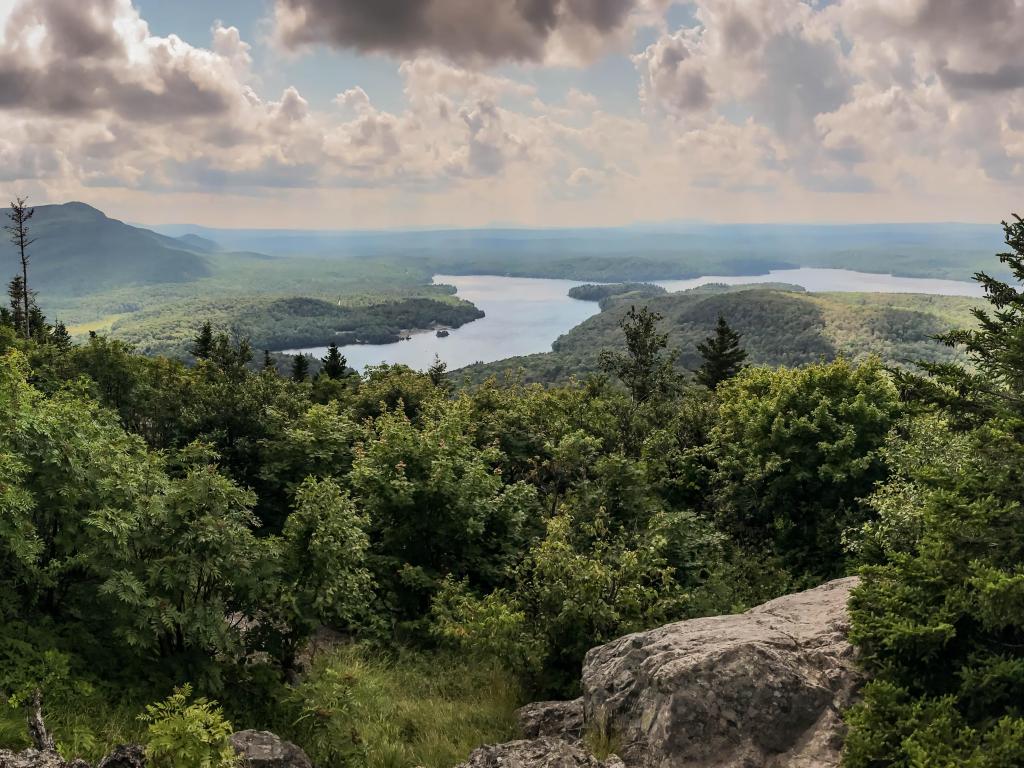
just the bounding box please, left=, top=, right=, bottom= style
left=711, top=357, right=900, bottom=577
left=140, top=685, right=237, bottom=768
left=433, top=507, right=727, bottom=695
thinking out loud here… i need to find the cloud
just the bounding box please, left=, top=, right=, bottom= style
left=0, top=0, right=248, bottom=120
left=837, top=0, right=1024, bottom=99
left=2, top=0, right=1024, bottom=227
left=271, top=0, right=642, bottom=63
left=635, top=29, right=712, bottom=114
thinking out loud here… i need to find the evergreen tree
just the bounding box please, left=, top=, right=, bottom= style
left=28, top=304, right=48, bottom=341
left=4, top=197, right=34, bottom=340
left=210, top=332, right=253, bottom=374
left=50, top=322, right=72, bottom=350
left=191, top=321, right=214, bottom=360
left=846, top=215, right=1024, bottom=766
left=428, top=354, right=449, bottom=390
left=695, top=316, right=747, bottom=390
left=291, top=353, right=310, bottom=382
left=8, top=275, right=26, bottom=337
left=321, top=343, right=346, bottom=380
left=263, top=350, right=275, bottom=372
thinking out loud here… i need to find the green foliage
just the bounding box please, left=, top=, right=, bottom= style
left=568, top=283, right=666, bottom=304
left=711, top=358, right=900, bottom=577
left=262, top=478, right=373, bottom=667
left=321, top=342, right=348, bottom=380
left=291, top=353, right=310, bottom=382
left=283, top=647, right=521, bottom=768
left=694, top=315, right=747, bottom=390
left=350, top=397, right=538, bottom=625
left=598, top=305, right=679, bottom=405
left=844, top=217, right=1024, bottom=767
left=433, top=507, right=727, bottom=694
left=140, top=685, right=237, bottom=768
left=93, top=458, right=266, bottom=664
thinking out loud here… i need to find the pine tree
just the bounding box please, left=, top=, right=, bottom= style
left=50, top=322, right=72, bottom=350
left=7, top=275, right=26, bottom=337
left=428, top=354, right=449, bottom=389
left=695, top=315, right=747, bottom=390
left=191, top=321, right=214, bottom=360
left=291, top=353, right=310, bottom=382
left=263, top=350, right=275, bottom=372
left=4, top=197, right=34, bottom=340
left=321, top=343, right=346, bottom=380
left=28, top=304, right=48, bottom=340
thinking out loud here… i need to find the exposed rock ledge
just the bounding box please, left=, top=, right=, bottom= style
left=461, top=577, right=861, bottom=768
left=0, top=731, right=310, bottom=768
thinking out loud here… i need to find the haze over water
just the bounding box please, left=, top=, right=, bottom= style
left=285, top=269, right=982, bottom=372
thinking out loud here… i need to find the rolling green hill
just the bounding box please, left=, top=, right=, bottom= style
left=2, top=202, right=212, bottom=296
left=458, top=284, right=980, bottom=384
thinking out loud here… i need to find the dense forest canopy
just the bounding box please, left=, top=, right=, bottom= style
left=2, top=209, right=1024, bottom=767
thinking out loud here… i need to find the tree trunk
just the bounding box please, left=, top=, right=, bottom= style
left=21, top=248, right=29, bottom=339
left=28, top=690, right=55, bottom=752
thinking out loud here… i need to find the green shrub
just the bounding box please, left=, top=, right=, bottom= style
left=140, top=685, right=237, bottom=768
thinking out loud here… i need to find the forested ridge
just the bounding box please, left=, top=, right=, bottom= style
left=463, top=284, right=980, bottom=384
left=2, top=215, right=1024, bottom=767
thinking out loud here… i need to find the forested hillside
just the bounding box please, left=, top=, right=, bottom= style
left=462, top=285, right=980, bottom=384
left=2, top=217, right=1023, bottom=768
left=6, top=203, right=213, bottom=295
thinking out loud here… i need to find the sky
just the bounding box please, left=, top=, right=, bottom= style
left=0, top=0, right=1022, bottom=229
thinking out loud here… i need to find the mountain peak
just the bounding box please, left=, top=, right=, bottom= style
left=36, top=201, right=108, bottom=221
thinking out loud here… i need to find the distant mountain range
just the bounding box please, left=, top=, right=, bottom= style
left=150, top=218, right=1005, bottom=282
left=0, top=202, right=221, bottom=296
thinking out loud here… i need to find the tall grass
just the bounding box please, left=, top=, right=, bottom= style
left=283, top=646, right=523, bottom=768
left=0, top=698, right=144, bottom=763
left=1, top=646, right=522, bottom=768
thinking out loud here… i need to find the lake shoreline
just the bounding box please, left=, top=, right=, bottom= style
left=281, top=270, right=981, bottom=372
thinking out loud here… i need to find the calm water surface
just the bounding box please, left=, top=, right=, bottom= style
left=284, top=269, right=981, bottom=371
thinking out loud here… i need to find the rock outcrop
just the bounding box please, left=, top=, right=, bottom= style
left=460, top=577, right=860, bottom=768
left=517, top=700, right=585, bottom=743
left=0, top=730, right=311, bottom=768
left=0, top=750, right=67, bottom=768
left=460, top=738, right=624, bottom=768
left=95, top=746, right=145, bottom=768
left=230, top=730, right=313, bottom=768
left=582, top=576, right=860, bottom=768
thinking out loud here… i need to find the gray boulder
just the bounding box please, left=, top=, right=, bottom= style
left=0, top=750, right=67, bottom=768
left=96, top=745, right=145, bottom=768
left=581, top=577, right=861, bottom=768
left=230, top=730, right=313, bottom=768
left=459, top=738, right=623, bottom=768
left=517, top=699, right=585, bottom=743
left=0, top=744, right=145, bottom=768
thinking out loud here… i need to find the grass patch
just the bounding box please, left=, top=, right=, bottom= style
left=284, top=646, right=523, bottom=768
left=0, top=697, right=144, bottom=763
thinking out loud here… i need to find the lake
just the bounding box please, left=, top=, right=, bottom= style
left=284, top=269, right=982, bottom=371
